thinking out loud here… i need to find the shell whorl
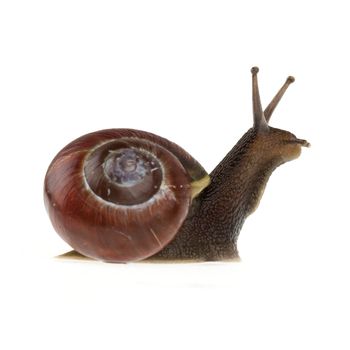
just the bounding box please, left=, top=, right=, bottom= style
left=84, top=140, right=164, bottom=206
left=44, top=129, right=208, bottom=262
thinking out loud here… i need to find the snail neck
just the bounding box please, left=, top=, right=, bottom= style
left=208, top=128, right=282, bottom=221
left=149, top=129, right=284, bottom=262
left=184, top=129, right=283, bottom=259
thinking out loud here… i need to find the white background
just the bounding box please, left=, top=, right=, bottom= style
left=1, top=1, right=349, bottom=349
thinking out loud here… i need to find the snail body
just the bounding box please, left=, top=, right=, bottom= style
left=44, top=67, right=309, bottom=262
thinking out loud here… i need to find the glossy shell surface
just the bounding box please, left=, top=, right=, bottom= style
left=44, top=129, right=207, bottom=262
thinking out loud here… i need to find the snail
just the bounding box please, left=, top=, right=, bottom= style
left=44, top=67, right=309, bottom=263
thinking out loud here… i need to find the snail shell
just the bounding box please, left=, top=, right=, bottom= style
left=44, top=129, right=208, bottom=262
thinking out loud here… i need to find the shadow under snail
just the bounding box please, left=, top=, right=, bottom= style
left=44, top=67, right=310, bottom=263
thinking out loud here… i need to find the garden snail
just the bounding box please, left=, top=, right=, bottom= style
left=44, top=67, right=309, bottom=263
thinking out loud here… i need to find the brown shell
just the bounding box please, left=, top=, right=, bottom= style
left=44, top=129, right=207, bottom=262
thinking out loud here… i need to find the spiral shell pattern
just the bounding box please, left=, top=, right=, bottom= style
left=44, top=129, right=207, bottom=262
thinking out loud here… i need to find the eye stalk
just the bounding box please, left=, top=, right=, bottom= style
left=251, top=66, right=268, bottom=131
left=251, top=67, right=296, bottom=129
left=264, top=76, right=295, bottom=122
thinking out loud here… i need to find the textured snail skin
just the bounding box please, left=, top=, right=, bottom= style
left=150, top=127, right=305, bottom=261
left=45, top=68, right=309, bottom=262
left=44, top=129, right=207, bottom=262
left=149, top=68, right=309, bottom=261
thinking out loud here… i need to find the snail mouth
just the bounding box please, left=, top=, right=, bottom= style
left=296, top=138, right=311, bottom=147
left=288, top=138, right=311, bottom=147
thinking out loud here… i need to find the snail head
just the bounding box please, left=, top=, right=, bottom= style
left=250, top=67, right=310, bottom=163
